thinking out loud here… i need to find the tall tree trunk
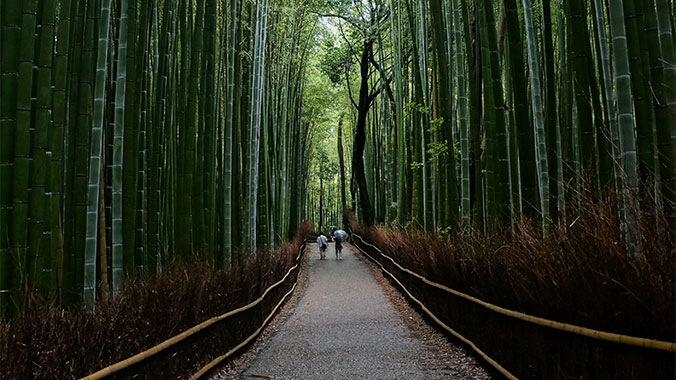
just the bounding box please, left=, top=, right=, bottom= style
left=337, top=119, right=348, bottom=227
left=352, top=40, right=376, bottom=226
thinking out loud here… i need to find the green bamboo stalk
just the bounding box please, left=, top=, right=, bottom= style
left=13, top=0, right=39, bottom=300
left=479, top=0, right=510, bottom=226
left=442, top=0, right=456, bottom=147
left=392, top=0, right=408, bottom=225
left=592, top=0, right=623, bottom=201
left=655, top=0, right=676, bottom=224
left=159, top=2, right=179, bottom=263
left=609, top=0, right=641, bottom=258
left=247, top=0, right=269, bottom=249
left=1, top=0, right=24, bottom=316
left=413, top=0, right=432, bottom=230
left=32, top=0, right=57, bottom=294
left=557, top=2, right=568, bottom=223
left=571, top=74, right=582, bottom=207
left=85, top=0, right=113, bottom=307
left=137, top=1, right=153, bottom=272
left=623, top=0, right=656, bottom=187
left=641, top=0, right=663, bottom=203
left=231, top=16, right=244, bottom=260
left=122, top=0, right=141, bottom=283
left=504, top=0, right=537, bottom=219
left=567, top=0, right=596, bottom=188
left=202, top=0, right=218, bottom=262
left=258, top=86, right=270, bottom=247
left=194, top=13, right=207, bottom=258
left=223, top=0, right=239, bottom=266
left=175, top=0, right=192, bottom=257
left=273, top=22, right=291, bottom=240
left=51, top=0, right=73, bottom=302
left=112, top=0, right=129, bottom=295
left=145, top=0, right=157, bottom=273
left=521, top=0, right=550, bottom=233
left=429, top=0, right=458, bottom=228
left=184, top=0, right=204, bottom=256
left=480, top=0, right=496, bottom=226
left=236, top=0, right=252, bottom=253
left=73, top=0, right=99, bottom=303
left=151, top=0, right=174, bottom=265
left=541, top=0, right=558, bottom=223
left=451, top=0, right=469, bottom=225
left=463, top=0, right=485, bottom=230
left=61, top=0, right=84, bottom=306
left=589, top=2, right=613, bottom=191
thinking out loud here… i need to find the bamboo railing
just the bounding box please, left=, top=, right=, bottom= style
left=351, top=233, right=675, bottom=353
left=80, top=241, right=308, bottom=380
left=351, top=231, right=676, bottom=379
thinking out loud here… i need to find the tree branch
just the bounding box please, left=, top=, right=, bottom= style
left=368, top=75, right=393, bottom=104
left=338, top=20, right=361, bottom=65
left=369, top=49, right=396, bottom=105
left=345, top=62, right=359, bottom=109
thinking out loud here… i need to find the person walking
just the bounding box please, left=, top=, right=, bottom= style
left=331, top=227, right=346, bottom=260
left=334, top=236, right=343, bottom=260
left=316, top=232, right=328, bottom=260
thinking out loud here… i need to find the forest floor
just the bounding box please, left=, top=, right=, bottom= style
left=211, top=243, right=490, bottom=380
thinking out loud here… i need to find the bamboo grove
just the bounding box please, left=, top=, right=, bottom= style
left=325, top=0, right=674, bottom=252
left=0, top=0, right=320, bottom=315
left=1, top=0, right=675, bottom=315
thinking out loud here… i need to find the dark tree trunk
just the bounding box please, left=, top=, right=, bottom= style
left=319, top=176, right=323, bottom=232
left=352, top=39, right=375, bottom=226
left=337, top=118, right=348, bottom=228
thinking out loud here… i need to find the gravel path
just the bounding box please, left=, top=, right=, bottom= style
left=213, top=243, right=489, bottom=380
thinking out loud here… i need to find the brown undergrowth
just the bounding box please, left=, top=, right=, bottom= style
left=349, top=201, right=674, bottom=379
left=0, top=221, right=313, bottom=380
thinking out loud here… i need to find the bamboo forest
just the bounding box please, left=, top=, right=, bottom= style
left=0, top=0, right=674, bottom=379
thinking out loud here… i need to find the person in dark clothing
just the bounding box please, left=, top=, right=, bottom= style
left=332, top=228, right=343, bottom=260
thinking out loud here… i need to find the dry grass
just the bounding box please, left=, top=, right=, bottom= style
left=349, top=201, right=675, bottom=379
left=0, top=221, right=313, bottom=380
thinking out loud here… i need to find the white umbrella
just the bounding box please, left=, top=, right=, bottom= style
left=333, top=229, right=348, bottom=240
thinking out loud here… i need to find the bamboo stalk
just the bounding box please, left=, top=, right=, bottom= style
left=521, top=0, right=550, bottom=233
left=112, top=0, right=129, bottom=295
left=609, top=0, right=641, bottom=258
left=84, top=0, right=113, bottom=307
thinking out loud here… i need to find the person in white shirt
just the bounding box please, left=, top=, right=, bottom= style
left=316, top=232, right=328, bottom=260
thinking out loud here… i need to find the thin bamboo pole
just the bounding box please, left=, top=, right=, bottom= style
left=112, top=0, right=129, bottom=295
left=84, top=0, right=113, bottom=307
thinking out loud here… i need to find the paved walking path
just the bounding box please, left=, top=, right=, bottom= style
left=219, top=243, right=488, bottom=380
